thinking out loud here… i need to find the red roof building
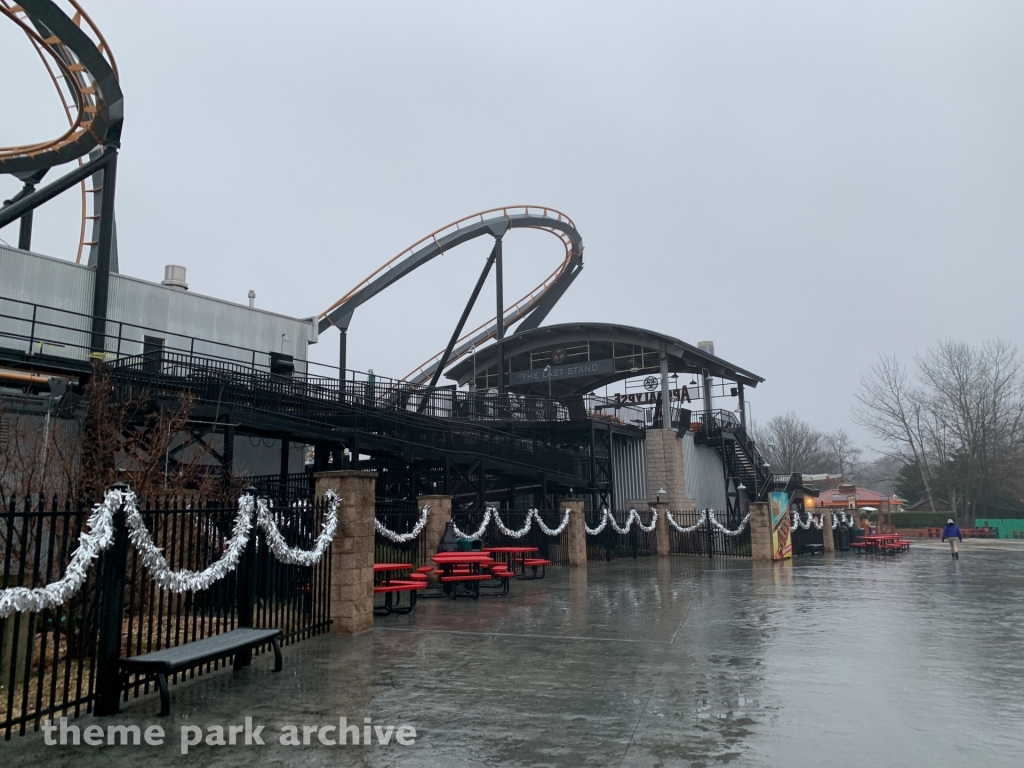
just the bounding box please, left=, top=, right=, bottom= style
left=812, top=483, right=904, bottom=511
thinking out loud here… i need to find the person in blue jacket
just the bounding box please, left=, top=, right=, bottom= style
left=942, top=519, right=962, bottom=559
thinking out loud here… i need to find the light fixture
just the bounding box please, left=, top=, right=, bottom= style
left=736, top=482, right=747, bottom=491
left=689, top=376, right=697, bottom=385
left=763, top=462, right=770, bottom=468
left=658, top=488, right=667, bottom=496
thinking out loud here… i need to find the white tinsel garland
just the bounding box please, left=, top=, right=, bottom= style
left=533, top=508, right=571, bottom=536
left=665, top=509, right=706, bottom=533
left=375, top=504, right=430, bottom=543
left=493, top=507, right=533, bottom=538
left=608, top=508, right=657, bottom=534
left=451, top=506, right=572, bottom=539
left=257, top=490, right=339, bottom=567
left=127, top=493, right=253, bottom=593
left=452, top=507, right=492, bottom=539
left=585, top=509, right=610, bottom=535
left=707, top=510, right=751, bottom=537
left=0, top=488, right=121, bottom=617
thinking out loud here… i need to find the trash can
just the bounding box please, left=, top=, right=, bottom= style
left=835, top=525, right=850, bottom=551
left=850, top=527, right=864, bottom=544
left=456, top=537, right=483, bottom=552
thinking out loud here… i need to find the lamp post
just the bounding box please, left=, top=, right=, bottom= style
left=544, top=365, right=552, bottom=414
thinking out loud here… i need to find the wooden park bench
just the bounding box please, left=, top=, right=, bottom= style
left=120, top=627, right=282, bottom=716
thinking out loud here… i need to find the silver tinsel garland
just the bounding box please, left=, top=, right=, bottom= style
left=126, top=492, right=253, bottom=593
left=533, top=508, right=571, bottom=536
left=707, top=510, right=751, bottom=537
left=375, top=504, right=430, bottom=543
left=452, top=508, right=492, bottom=539
left=609, top=508, right=658, bottom=534
left=0, top=488, right=121, bottom=617
left=665, top=509, right=706, bottom=533
left=584, top=509, right=610, bottom=535
left=256, top=490, right=339, bottom=567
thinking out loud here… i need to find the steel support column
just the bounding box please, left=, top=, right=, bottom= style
left=494, top=236, right=504, bottom=394
left=417, top=239, right=498, bottom=412
left=89, top=149, right=118, bottom=356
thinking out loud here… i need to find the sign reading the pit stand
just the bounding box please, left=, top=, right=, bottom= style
left=769, top=491, right=793, bottom=560
left=509, top=358, right=615, bottom=385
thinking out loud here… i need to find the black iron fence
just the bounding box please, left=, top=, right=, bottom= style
left=374, top=499, right=429, bottom=567
left=250, top=472, right=314, bottom=504
left=667, top=507, right=752, bottom=558
left=0, top=492, right=332, bottom=738
left=450, top=506, right=570, bottom=564
left=585, top=509, right=656, bottom=562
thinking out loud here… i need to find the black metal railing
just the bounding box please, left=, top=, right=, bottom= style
left=106, top=351, right=590, bottom=482
left=0, top=492, right=332, bottom=738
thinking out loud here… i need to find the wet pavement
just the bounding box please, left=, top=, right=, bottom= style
left=4, top=546, right=1023, bottom=767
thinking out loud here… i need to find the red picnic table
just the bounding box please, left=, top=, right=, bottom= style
left=373, top=563, right=420, bottom=615
left=482, top=546, right=550, bottom=580
left=856, top=534, right=911, bottom=554
left=430, top=553, right=511, bottom=598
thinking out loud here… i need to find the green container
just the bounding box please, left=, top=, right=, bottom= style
left=456, top=537, right=483, bottom=552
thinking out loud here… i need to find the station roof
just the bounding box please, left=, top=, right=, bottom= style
left=444, top=323, right=764, bottom=397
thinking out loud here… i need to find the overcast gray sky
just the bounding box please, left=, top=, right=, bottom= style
left=3, top=1, right=1023, bottom=453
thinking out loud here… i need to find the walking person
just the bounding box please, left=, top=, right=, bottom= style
left=942, top=519, right=963, bottom=559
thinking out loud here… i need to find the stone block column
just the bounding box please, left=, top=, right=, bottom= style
left=653, top=502, right=670, bottom=557
left=645, top=429, right=688, bottom=508
left=821, top=509, right=835, bottom=552
left=417, top=494, right=452, bottom=556
left=315, top=470, right=377, bottom=635
left=749, top=502, right=773, bottom=562
left=562, top=498, right=587, bottom=566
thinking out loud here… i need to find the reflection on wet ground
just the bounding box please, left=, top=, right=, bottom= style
left=4, top=548, right=1023, bottom=767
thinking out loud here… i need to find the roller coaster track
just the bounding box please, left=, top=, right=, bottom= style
left=0, top=0, right=122, bottom=262
left=318, top=206, right=584, bottom=387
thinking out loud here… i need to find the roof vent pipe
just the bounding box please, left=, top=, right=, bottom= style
left=248, top=289, right=256, bottom=308
left=161, top=264, right=188, bottom=291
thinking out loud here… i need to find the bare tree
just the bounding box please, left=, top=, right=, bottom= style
left=825, top=428, right=862, bottom=480
left=854, top=341, right=1024, bottom=523
left=852, top=354, right=937, bottom=512
left=916, top=339, right=1024, bottom=521
left=752, top=412, right=833, bottom=474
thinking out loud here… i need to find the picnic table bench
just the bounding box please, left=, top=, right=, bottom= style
left=120, top=627, right=282, bottom=716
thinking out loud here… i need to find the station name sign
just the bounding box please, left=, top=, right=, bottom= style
left=614, top=388, right=693, bottom=406
left=509, top=358, right=615, bottom=385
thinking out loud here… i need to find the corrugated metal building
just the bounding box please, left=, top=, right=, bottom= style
left=0, top=245, right=318, bottom=368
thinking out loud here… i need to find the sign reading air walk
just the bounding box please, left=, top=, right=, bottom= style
left=508, top=358, right=615, bottom=386
left=769, top=491, right=793, bottom=560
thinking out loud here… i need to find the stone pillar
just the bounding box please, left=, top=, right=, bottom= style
left=315, top=470, right=377, bottom=635
left=821, top=508, right=835, bottom=552
left=653, top=501, right=670, bottom=557
left=417, top=494, right=452, bottom=556
left=749, top=502, right=773, bottom=562
left=644, top=428, right=695, bottom=510
left=563, top=498, right=587, bottom=566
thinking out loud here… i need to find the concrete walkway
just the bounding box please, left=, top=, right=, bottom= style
left=4, top=550, right=1023, bottom=767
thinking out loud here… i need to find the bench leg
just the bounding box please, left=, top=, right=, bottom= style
left=271, top=636, right=283, bottom=673
left=156, top=673, right=170, bottom=718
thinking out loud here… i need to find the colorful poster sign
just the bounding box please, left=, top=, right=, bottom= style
left=769, top=491, right=793, bottom=560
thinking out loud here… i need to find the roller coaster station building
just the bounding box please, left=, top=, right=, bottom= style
left=0, top=0, right=797, bottom=523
